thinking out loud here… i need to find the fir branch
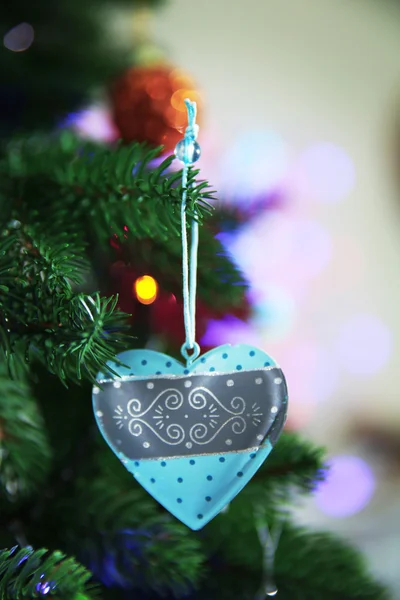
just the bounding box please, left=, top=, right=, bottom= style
left=274, top=523, right=390, bottom=600
left=25, top=293, right=130, bottom=385
left=61, top=445, right=205, bottom=596
left=0, top=291, right=130, bottom=385
left=117, top=231, right=247, bottom=311
left=0, top=226, right=130, bottom=383
left=2, top=133, right=216, bottom=243
left=0, top=364, right=52, bottom=502
left=0, top=546, right=96, bottom=600
left=211, top=433, right=326, bottom=519
left=253, top=432, right=327, bottom=492
left=196, top=522, right=390, bottom=600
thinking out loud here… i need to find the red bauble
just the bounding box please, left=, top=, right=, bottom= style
left=109, top=65, right=202, bottom=153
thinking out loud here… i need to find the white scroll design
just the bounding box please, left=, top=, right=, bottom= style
left=189, top=416, right=247, bottom=445
left=128, top=419, right=185, bottom=445
left=121, top=384, right=257, bottom=447
left=188, top=387, right=246, bottom=415
left=127, top=388, right=184, bottom=418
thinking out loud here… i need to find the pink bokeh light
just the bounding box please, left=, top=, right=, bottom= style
left=295, top=143, right=355, bottom=202
left=335, top=314, right=393, bottom=375
left=315, top=456, right=375, bottom=517
left=229, top=214, right=332, bottom=290
left=279, top=340, right=339, bottom=406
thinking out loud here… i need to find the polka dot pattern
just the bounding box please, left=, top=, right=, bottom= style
left=94, top=343, right=284, bottom=530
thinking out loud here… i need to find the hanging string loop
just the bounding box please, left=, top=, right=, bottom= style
left=174, top=99, right=201, bottom=366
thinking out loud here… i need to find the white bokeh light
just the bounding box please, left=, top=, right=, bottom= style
left=335, top=314, right=393, bottom=375
left=220, top=130, right=290, bottom=202
left=295, top=142, right=355, bottom=202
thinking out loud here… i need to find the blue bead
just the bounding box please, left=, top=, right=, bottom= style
left=175, top=139, right=201, bottom=164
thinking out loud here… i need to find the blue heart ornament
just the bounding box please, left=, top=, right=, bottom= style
left=93, top=344, right=288, bottom=530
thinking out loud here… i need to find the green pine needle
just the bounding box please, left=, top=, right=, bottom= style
left=254, top=432, right=327, bottom=492
left=0, top=363, right=52, bottom=502
left=60, top=445, right=206, bottom=595
left=0, top=546, right=95, bottom=600
left=2, top=133, right=215, bottom=243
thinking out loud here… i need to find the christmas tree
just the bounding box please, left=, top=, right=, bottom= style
left=0, top=2, right=391, bottom=599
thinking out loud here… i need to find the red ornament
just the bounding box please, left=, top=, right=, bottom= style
left=109, top=65, right=202, bottom=153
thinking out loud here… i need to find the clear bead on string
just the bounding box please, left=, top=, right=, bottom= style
left=175, top=138, right=201, bottom=164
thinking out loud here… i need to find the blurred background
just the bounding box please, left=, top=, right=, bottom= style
left=152, top=0, right=400, bottom=593
left=3, top=0, right=400, bottom=595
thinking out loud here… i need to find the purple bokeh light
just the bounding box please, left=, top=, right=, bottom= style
left=4, top=23, right=34, bottom=52
left=201, top=316, right=262, bottom=348
left=65, top=107, right=119, bottom=142
left=295, top=143, right=355, bottom=202
left=335, top=314, right=393, bottom=375
left=315, top=456, right=375, bottom=517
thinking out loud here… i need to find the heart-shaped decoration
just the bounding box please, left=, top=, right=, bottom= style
left=93, top=344, right=288, bottom=530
